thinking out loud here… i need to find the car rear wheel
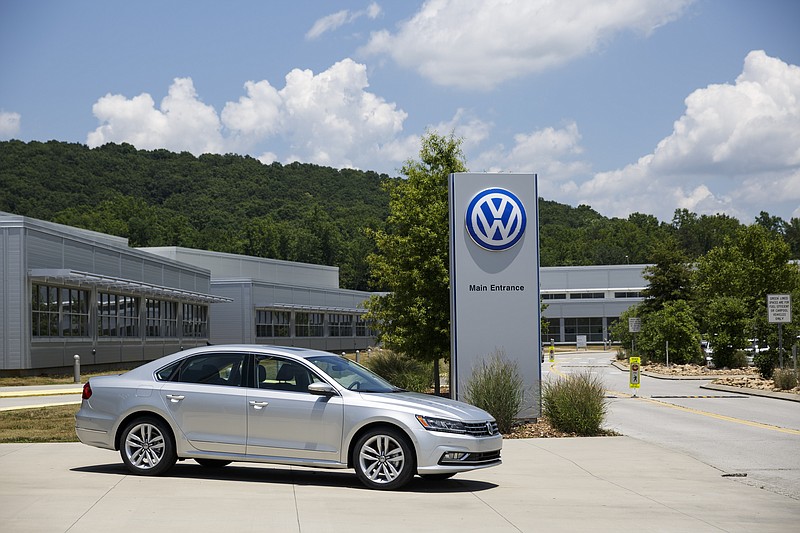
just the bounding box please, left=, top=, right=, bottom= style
left=194, top=458, right=232, bottom=468
left=120, top=417, right=176, bottom=476
left=353, top=427, right=415, bottom=490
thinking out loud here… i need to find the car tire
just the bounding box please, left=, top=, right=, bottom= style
left=194, top=458, right=232, bottom=468
left=353, top=427, right=415, bottom=490
left=119, top=417, right=177, bottom=476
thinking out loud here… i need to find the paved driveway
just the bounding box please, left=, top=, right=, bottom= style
left=1, top=438, right=798, bottom=532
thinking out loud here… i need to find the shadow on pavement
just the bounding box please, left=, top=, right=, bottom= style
left=71, top=461, right=498, bottom=493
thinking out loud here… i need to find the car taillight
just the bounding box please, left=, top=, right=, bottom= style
left=82, top=382, right=92, bottom=400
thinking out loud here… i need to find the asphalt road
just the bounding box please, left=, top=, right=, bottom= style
left=546, top=351, right=800, bottom=500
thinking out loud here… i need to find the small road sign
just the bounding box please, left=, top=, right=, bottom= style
left=629, top=356, right=641, bottom=390
left=629, top=318, right=641, bottom=333
left=767, top=294, right=792, bottom=324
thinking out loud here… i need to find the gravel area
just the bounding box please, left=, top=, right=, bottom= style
left=643, top=363, right=758, bottom=377
left=634, top=362, right=799, bottom=395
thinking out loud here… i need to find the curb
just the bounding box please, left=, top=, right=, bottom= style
left=610, top=360, right=800, bottom=401
left=700, top=382, right=800, bottom=403
left=610, top=360, right=752, bottom=380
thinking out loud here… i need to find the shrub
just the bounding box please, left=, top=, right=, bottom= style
left=463, top=350, right=524, bottom=434
left=754, top=350, right=777, bottom=379
left=364, top=349, right=432, bottom=393
left=542, top=372, right=607, bottom=436
left=773, top=368, right=798, bottom=390
left=730, top=350, right=749, bottom=369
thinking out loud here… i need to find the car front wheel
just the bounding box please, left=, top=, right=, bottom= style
left=353, top=427, right=415, bottom=490
left=119, top=417, right=177, bottom=476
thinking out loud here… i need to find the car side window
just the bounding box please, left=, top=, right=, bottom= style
left=171, top=353, right=246, bottom=387
left=255, top=356, right=320, bottom=393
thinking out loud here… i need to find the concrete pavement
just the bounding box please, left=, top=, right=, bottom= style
left=1, top=437, right=798, bottom=533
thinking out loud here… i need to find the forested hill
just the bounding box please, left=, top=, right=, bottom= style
left=2, top=140, right=798, bottom=291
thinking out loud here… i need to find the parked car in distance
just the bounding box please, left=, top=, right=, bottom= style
left=701, top=340, right=714, bottom=365
left=743, top=339, right=769, bottom=365
left=76, top=345, right=502, bottom=490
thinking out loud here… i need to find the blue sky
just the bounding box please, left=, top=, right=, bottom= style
left=1, top=0, right=799, bottom=223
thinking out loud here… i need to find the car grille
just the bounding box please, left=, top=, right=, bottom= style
left=464, top=421, right=500, bottom=437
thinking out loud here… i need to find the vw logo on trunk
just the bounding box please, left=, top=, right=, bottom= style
left=465, top=188, right=527, bottom=251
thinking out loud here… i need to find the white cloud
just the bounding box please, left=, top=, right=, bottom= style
left=578, top=51, right=800, bottom=222
left=470, top=122, right=592, bottom=199
left=86, top=59, right=410, bottom=171
left=275, top=59, right=407, bottom=168
left=0, top=111, right=21, bottom=138
left=306, top=3, right=383, bottom=40
left=87, top=78, right=225, bottom=154
left=361, top=0, right=692, bottom=89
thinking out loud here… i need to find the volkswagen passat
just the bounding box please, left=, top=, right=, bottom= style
left=76, top=345, right=502, bottom=490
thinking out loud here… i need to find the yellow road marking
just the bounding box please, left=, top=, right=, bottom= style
left=549, top=361, right=800, bottom=436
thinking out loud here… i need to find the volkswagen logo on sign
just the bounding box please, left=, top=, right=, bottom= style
left=465, top=188, right=527, bottom=251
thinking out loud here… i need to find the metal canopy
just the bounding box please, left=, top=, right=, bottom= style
left=28, top=269, right=232, bottom=304
left=269, top=303, right=365, bottom=314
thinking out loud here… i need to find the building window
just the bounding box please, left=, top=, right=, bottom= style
left=146, top=298, right=178, bottom=337
left=542, top=293, right=567, bottom=300
left=564, top=317, right=604, bottom=342
left=355, top=315, right=371, bottom=337
left=569, top=292, right=605, bottom=299
left=328, top=313, right=353, bottom=337
left=295, top=312, right=324, bottom=337
left=255, top=309, right=290, bottom=338
left=542, top=318, right=560, bottom=343
left=182, top=303, right=208, bottom=338
left=31, top=284, right=90, bottom=337
left=98, top=292, right=140, bottom=337
left=614, top=291, right=641, bottom=298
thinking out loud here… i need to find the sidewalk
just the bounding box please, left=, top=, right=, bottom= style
left=0, top=384, right=83, bottom=411
left=1, top=437, right=797, bottom=532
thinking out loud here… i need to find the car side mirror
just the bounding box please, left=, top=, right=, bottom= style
left=308, top=382, right=337, bottom=396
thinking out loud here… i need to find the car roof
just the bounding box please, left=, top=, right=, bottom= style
left=123, top=345, right=343, bottom=378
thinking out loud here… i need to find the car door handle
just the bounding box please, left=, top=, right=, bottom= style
left=249, top=400, right=269, bottom=410
left=166, top=395, right=185, bottom=403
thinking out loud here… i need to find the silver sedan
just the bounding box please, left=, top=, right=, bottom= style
left=75, top=345, right=502, bottom=490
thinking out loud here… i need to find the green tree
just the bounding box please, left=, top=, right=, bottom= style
left=638, top=300, right=702, bottom=365
left=703, top=296, right=749, bottom=369
left=785, top=218, right=800, bottom=259
left=609, top=305, right=640, bottom=355
left=640, top=236, right=693, bottom=314
left=694, top=224, right=800, bottom=373
left=365, top=132, right=467, bottom=393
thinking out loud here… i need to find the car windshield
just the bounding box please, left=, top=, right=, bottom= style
left=308, top=355, right=401, bottom=393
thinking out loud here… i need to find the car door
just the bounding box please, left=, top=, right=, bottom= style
left=160, top=352, right=248, bottom=454
left=246, top=355, right=344, bottom=462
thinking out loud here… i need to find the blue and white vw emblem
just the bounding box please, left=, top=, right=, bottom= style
left=465, top=188, right=527, bottom=251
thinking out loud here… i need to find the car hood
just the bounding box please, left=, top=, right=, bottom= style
left=359, top=391, right=494, bottom=421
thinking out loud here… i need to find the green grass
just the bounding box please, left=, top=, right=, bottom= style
left=0, top=405, right=80, bottom=443
left=0, top=369, right=127, bottom=387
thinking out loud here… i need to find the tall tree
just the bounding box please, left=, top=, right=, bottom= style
left=365, top=132, right=467, bottom=393
left=640, top=236, right=693, bottom=314
left=694, top=224, right=800, bottom=373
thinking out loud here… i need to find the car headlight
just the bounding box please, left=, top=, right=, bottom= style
left=416, top=415, right=467, bottom=434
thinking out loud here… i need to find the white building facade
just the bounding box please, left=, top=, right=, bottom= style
left=1, top=212, right=646, bottom=373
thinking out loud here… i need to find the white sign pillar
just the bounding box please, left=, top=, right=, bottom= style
left=449, top=173, right=540, bottom=418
